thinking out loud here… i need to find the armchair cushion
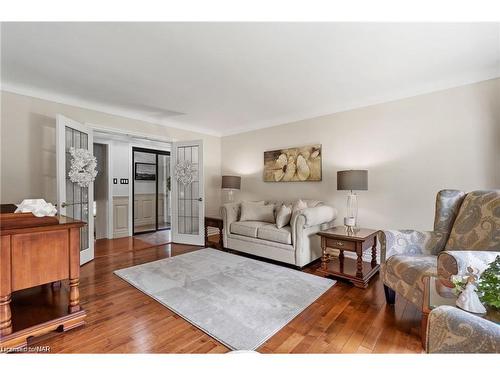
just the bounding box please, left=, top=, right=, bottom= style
left=382, top=255, right=437, bottom=306
left=437, top=250, right=500, bottom=282
left=445, top=190, right=500, bottom=251
left=426, top=305, right=500, bottom=353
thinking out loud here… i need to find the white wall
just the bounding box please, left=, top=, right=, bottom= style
left=112, top=140, right=132, bottom=196
left=0, top=91, right=222, bottom=217
left=221, top=79, right=500, bottom=231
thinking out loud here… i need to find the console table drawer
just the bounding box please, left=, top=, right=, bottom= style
left=325, top=238, right=355, bottom=251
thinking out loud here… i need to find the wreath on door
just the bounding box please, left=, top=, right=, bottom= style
left=174, top=160, right=196, bottom=186
left=68, top=147, right=98, bottom=187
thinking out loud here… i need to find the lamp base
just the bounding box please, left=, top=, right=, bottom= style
left=222, top=189, right=235, bottom=204
left=344, top=217, right=357, bottom=236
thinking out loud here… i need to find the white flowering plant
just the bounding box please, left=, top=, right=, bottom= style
left=68, top=147, right=98, bottom=187
left=451, top=274, right=469, bottom=296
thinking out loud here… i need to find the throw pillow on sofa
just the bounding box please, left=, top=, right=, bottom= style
left=276, top=204, right=292, bottom=228
left=239, top=201, right=275, bottom=223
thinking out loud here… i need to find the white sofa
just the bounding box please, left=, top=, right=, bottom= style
left=221, top=200, right=337, bottom=268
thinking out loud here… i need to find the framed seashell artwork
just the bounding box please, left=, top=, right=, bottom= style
left=263, top=144, right=322, bottom=182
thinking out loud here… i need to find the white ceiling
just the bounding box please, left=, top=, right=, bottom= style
left=2, top=22, right=499, bottom=136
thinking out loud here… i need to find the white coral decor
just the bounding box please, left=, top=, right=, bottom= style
left=174, top=160, right=196, bottom=185
left=68, top=147, right=98, bottom=187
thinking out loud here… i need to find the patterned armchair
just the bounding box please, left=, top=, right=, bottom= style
left=426, top=306, right=500, bottom=353
left=380, top=190, right=500, bottom=308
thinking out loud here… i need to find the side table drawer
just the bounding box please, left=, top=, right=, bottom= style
left=325, top=238, right=356, bottom=251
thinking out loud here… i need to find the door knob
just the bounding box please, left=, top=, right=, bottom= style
left=197, top=198, right=203, bottom=202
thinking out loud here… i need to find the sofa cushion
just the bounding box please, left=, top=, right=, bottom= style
left=239, top=202, right=275, bottom=223
left=445, top=190, right=500, bottom=251
left=257, top=224, right=292, bottom=245
left=230, top=221, right=267, bottom=238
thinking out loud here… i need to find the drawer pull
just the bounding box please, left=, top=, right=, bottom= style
left=336, top=241, right=344, bottom=246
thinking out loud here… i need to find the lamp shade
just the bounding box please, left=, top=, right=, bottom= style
left=221, top=175, right=241, bottom=190
left=337, top=170, right=368, bottom=191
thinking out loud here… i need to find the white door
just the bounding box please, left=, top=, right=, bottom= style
left=56, top=115, right=95, bottom=265
left=171, top=140, right=204, bottom=245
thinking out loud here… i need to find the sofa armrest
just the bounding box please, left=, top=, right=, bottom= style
left=220, top=202, right=240, bottom=239
left=437, top=250, right=500, bottom=281
left=296, top=205, right=337, bottom=228
left=290, top=205, right=336, bottom=251
left=426, top=305, right=500, bottom=353
left=380, top=230, right=446, bottom=264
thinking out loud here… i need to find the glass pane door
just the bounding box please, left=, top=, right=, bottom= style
left=65, top=127, right=90, bottom=252
left=171, top=140, right=204, bottom=246
left=176, top=145, right=200, bottom=236
left=56, top=114, right=94, bottom=265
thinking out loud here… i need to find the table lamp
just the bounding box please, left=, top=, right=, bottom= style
left=221, top=175, right=241, bottom=203
left=337, top=170, right=368, bottom=234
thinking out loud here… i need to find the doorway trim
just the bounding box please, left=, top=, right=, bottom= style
left=90, top=123, right=172, bottom=239
left=92, top=138, right=114, bottom=239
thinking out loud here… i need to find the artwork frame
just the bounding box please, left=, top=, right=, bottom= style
left=134, top=162, right=156, bottom=181
left=263, top=144, right=322, bottom=182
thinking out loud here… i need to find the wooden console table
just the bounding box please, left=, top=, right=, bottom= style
left=0, top=208, right=86, bottom=350
left=316, top=227, right=380, bottom=288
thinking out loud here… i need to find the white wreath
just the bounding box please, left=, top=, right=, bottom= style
left=68, top=147, right=98, bottom=188
left=174, top=160, right=196, bottom=185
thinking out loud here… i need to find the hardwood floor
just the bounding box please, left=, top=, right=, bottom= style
left=133, top=230, right=172, bottom=246
left=17, top=236, right=423, bottom=353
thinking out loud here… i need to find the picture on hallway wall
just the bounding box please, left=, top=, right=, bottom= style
left=135, top=162, right=156, bottom=180
left=263, top=144, right=322, bottom=182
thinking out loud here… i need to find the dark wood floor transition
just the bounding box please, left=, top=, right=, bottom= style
left=18, top=236, right=423, bottom=353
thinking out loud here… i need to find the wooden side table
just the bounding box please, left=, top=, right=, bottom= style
left=316, top=227, right=380, bottom=288
left=204, top=216, right=224, bottom=250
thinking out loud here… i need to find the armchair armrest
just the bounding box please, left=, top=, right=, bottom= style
left=380, top=230, right=446, bottom=264
left=426, top=305, right=500, bottom=353
left=437, top=250, right=500, bottom=281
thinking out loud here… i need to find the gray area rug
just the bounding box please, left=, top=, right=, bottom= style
left=114, top=248, right=335, bottom=350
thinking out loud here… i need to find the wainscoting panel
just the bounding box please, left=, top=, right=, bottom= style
left=133, top=193, right=169, bottom=228
left=134, top=193, right=156, bottom=226
left=113, top=196, right=129, bottom=238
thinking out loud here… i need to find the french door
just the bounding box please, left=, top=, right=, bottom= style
left=56, top=115, right=94, bottom=265
left=171, top=140, right=204, bottom=245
